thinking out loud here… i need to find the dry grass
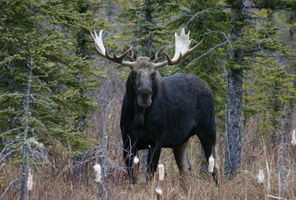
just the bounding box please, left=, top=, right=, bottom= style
left=1, top=77, right=295, bottom=200
left=1, top=126, right=295, bottom=200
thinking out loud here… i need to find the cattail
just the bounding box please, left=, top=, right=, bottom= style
left=257, top=169, right=265, bottom=185
left=133, top=156, right=139, bottom=164
left=291, top=129, right=296, bottom=146
left=93, top=163, right=102, bottom=183
left=27, top=169, right=33, bottom=191
left=155, top=186, right=163, bottom=200
left=158, top=164, right=164, bottom=182
left=155, top=186, right=163, bottom=195
left=208, top=154, right=215, bottom=173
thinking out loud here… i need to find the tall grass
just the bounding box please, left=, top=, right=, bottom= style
left=1, top=101, right=295, bottom=200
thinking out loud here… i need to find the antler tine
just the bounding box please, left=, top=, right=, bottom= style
left=90, top=30, right=136, bottom=68
left=152, top=28, right=203, bottom=69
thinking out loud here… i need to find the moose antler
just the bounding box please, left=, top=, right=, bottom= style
left=152, top=28, right=203, bottom=68
left=90, top=29, right=202, bottom=69
left=90, top=30, right=137, bottom=68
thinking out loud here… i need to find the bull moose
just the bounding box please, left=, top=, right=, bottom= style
left=91, top=29, right=220, bottom=184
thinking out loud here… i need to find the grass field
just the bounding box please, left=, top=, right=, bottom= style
left=1, top=113, right=295, bottom=200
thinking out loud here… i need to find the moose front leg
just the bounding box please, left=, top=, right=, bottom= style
left=122, top=138, right=138, bottom=182
left=146, top=145, right=161, bottom=181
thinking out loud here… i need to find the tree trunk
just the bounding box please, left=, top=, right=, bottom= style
left=19, top=66, right=33, bottom=200
left=224, top=1, right=244, bottom=179
left=224, top=69, right=243, bottom=178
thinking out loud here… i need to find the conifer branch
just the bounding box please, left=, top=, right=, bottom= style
left=0, top=93, right=26, bottom=98
left=0, top=138, right=24, bottom=158
left=0, top=127, right=24, bottom=137
left=0, top=148, right=23, bottom=163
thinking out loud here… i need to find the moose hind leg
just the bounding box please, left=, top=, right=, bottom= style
left=212, top=145, right=220, bottom=185
left=173, top=141, right=191, bottom=174
left=198, top=132, right=220, bottom=185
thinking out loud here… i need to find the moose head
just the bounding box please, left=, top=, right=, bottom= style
left=90, top=29, right=202, bottom=107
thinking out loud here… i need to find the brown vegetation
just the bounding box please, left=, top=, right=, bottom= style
left=1, top=118, right=295, bottom=199
left=1, top=70, right=295, bottom=200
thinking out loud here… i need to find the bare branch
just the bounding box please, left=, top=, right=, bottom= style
left=248, top=54, right=296, bottom=58
left=183, top=6, right=229, bottom=27
left=0, top=148, right=22, bottom=163
left=0, top=138, right=24, bottom=158
left=244, top=59, right=276, bottom=68
left=0, top=93, right=26, bottom=98
left=0, top=178, right=19, bottom=200
left=0, top=127, right=24, bottom=137
left=221, top=32, right=233, bottom=50
left=192, top=40, right=228, bottom=62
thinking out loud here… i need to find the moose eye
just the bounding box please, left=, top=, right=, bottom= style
left=151, top=72, right=156, bottom=80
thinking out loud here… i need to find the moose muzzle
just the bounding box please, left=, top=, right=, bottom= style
left=137, top=88, right=152, bottom=107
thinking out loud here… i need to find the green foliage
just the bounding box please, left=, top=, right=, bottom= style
left=0, top=0, right=105, bottom=163
left=253, top=0, right=296, bottom=9
left=117, top=0, right=171, bottom=57
left=243, top=60, right=296, bottom=137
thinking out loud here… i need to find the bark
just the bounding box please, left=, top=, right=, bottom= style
left=19, top=66, right=33, bottom=200
left=224, top=69, right=243, bottom=178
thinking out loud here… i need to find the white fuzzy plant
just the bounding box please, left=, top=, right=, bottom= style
left=291, top=129, right=296, bottom=146
left=93, top=163, right=102, bottom=183
left=155, top=164, right=165, bottom=200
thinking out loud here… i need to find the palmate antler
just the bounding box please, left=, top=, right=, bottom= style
left=153, top=28, right=203, bottom=68
left=90, top=28, right=202, bottom=69
left=90, top=30, right=136, bottom=68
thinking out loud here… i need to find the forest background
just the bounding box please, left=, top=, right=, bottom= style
left=0, top=0, right=295, bottom=199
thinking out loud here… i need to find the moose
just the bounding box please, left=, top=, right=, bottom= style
left=91, top=29, right=220, bottom=184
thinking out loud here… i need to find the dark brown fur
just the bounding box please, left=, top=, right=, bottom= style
left=120, top=68, right=220, bottom=184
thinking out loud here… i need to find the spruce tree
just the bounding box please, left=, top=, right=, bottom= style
left=0, top=1, right=106, bottom=198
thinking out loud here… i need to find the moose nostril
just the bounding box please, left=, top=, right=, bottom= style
left=138, top=88, right=152, bottom=97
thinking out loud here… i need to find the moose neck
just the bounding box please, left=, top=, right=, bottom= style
left=133, top=101, right=146, bottom=128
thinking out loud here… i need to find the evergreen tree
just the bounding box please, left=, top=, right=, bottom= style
left=0, top=1, right=106, bottom=197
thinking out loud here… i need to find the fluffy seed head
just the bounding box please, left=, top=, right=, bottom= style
left=93, top=163, right=102, bottom=183
left=133, top=156, right=139, bottom=164
left=257, top=169, right=264, bottom=185
left=27, top=169, right=33, bottom=191
left=208, top=154, right=215, bottom=173
left=291, top=129, right=296, bottom=146
left=155, top=186, right=163, bottom=195
left=158, top=164, right=164, bottom=181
